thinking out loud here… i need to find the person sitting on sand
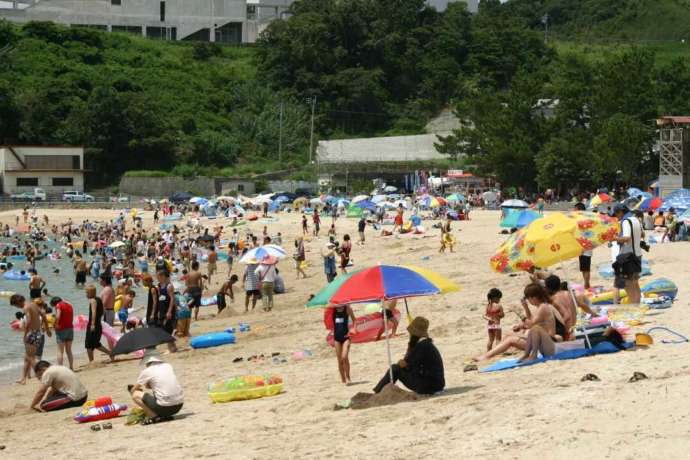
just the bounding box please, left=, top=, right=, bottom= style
left=130, top=353, right=184, bottom=425
left=516, top=283, right=565, bottom=363
left=376, top=299, right=399, bottom=341
left=30, top=360, right=88, bottom=412
left=373, top=317, right=445, bottom=395
left=544, top=275, right=596, bottom=340
left=472, top=283, right=565, bottom=362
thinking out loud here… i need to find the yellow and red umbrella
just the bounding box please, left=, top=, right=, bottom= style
left=490, top=212, right=618, bottom=273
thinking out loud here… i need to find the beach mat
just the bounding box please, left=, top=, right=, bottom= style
left=480, top=341, right=634, bottom=373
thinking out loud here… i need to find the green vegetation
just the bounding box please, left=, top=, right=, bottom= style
left=0, top=20, right=308, bottom=184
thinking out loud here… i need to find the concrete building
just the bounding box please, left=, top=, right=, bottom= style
left=0, top=0, right=291, bottom=43
left=0, top=145, right=85, bottom=195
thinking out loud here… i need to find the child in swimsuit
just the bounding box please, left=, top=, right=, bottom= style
left=331, top=305, right=356, bottom=384
left=484, top=288, right=504, bottom=351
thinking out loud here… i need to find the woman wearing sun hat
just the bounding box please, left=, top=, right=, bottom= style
left=373, top=317, right=445, bottom=395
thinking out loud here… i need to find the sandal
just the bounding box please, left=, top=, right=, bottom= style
left=141, top=415, right=172, bottom=426
left=580, top=373, right=600, bottom=382
left=102, top=422, right=112, bottom=430
left=628, top=371, right=648, bottom=383
left=232, top=357, right=243, bottom=363
left=463, top=364, right=478, bottom=372
left=90, top=424, right=101, bottom=432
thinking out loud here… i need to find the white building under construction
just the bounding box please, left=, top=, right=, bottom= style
left=0, top=0, right=291, bottom=43
left=0, top=0, right=478, bottom=43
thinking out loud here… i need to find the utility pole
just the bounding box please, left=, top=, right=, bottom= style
left=278, top=101, right=284, bottom=162
left=542, top=13, right=549, bottom=44
left=307, top=96, right=317, bottom=164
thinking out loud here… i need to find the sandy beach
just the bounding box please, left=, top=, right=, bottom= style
left=0, top=207, right=689, bottom=460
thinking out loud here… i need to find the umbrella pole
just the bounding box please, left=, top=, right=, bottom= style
left=404, top=298, right=412, bottom=324
left=382, top=305, right=394, bottom=384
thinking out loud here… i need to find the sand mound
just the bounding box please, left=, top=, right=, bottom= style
left=349, top=384, right=422, bottom=410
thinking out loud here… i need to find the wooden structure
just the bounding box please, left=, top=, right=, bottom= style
left=656, top=116, right=690, bottom=197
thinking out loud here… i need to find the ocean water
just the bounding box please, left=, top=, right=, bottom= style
left=0, top=241, right=137, bottom=384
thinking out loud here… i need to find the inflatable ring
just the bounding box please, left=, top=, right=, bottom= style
left=3, top=271, right=30, bottom=281
left=74, top=403, right=127, bottom=423
left=0, top=290, right=15, bottom=298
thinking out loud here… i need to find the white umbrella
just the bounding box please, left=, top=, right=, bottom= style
left=239, top=245, right=287, bottom=263
left=109, top=241, right=125, bottom=249
left=352, top=195, right=369, bottom=203
left=189, top=197, right=207, bottom=204
left=500, top=199, right=529, bottom=208
left=384, top=185, right=397, bottom=192
left=371, top=194, right=387, bottom=203
left=309, top=197, right=323, bottom=205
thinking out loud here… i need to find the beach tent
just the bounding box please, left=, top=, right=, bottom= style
left=355, top=200, right=377, bottom=212
left=347, top=204, right=363, bottom=218
left=500, top=199, right=529, bottom=209
left=500, top=209, right=540, bottom=229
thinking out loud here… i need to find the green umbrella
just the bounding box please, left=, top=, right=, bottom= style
left=306, top=270, right=362, bottom=308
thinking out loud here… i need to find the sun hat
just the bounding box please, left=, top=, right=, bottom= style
left=407, top=316, right=429, bottom=338
left=611, top=203, right=629, bottom=216
left=140, top=349, right=163, bottom=367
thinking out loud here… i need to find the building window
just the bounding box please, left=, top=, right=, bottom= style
left=247, top=5, right=257, bottom=20
left=237, top=184, right=245, bottom=192
left=160, top=1, right=165, bottom=21
left=72, top=155, right=81, bottom=169
left=112, top=25, right=142, bottom=35
left=147, top=26, right=176, bottom=40
left=111, top=0, right=121, bottom=5
left=17, top=177, right=38, bottom=186
left=215, top=22, right=242, bottom=44
left=52, top=177, right=74, bottom=187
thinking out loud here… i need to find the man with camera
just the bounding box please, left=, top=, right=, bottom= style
left=612, top=205, right=646, bottom=304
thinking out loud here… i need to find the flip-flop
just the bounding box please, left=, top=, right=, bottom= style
left=90, top=424, right=101, bottom=432
left=463, top=364, right=478, bottom=372
left=102, top=422, right=112, bottom=430
left=628, top=371, right=648, bottom=383
left=232, top=357, right=243, bottom=363
left=142, top=415, right=173, bottom=426
left=580, top=373, right=600, bottom=382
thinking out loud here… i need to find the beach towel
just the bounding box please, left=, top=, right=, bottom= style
left=480, top=341, right=634, bottom=373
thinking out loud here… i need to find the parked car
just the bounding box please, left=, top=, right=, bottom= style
left=62, top=191, right=95, bottom=202
left=110, top=194, right=130, bottom=203
left=10, top=188, right=46, bottom=201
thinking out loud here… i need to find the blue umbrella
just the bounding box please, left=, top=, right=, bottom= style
left=355, top=200, right=377, bottom=212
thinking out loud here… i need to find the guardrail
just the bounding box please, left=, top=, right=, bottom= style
left=0, top=196, right=135, bottom=211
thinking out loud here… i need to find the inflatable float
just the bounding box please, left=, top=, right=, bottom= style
left=580, top=278, right=677, bottom=306
left=325, top=309, right=402, bottom=347
left=8, top=255, right=26, bottom=261
left=200, top=296, right=218, bottom=307
left=163, top=213, right=183, bottom=222
left=3, top=271, right=30, bottom=281
left=207, top=375, right=283, bottom=403
left=0, top=290, right=15, bottom=298
left=229, top=220, right=247, bottom=227
left=74, top=400, right=127, bottom=423
left=191, top=331, right=236, bottom=349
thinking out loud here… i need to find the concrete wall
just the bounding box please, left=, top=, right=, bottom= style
left=119, top=176, right=215, bottom=197
left=268, top=180, right=317, bottom=193
left=0, top=146, right=85, bottom=194
left=119, top=176, right=255, bottom=196
left=3, top=171, right=84, bottom=194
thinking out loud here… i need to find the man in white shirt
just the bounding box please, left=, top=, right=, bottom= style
left=31, top=360, right=88, bottom=412
left=613, top=204, right=642, bottom=304
left=255, top=256, right=277, bottom=312
left=130, top=354, right=184, bottom=423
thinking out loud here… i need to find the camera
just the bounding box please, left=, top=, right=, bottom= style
left=640, top=241, right=650, bottom=252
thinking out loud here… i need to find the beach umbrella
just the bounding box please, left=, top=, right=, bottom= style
left=355, top=200, right=377, bottom=212
left=627, top=187, right=643, bottom=197
left=309, top=197, right=323, bottom=205
left=384, top=185, right=398, bottom=193
left=371, top=194, right=387, bottom=203
left=589, top=193, right=612, bottom=208
left=446, top=193, right=465, bottom=202
left=637, top=196, right=662, bottom=211
left=500, top=209, right=540, bottom=229
left=490, top=212, right=618, bottom=273
left=239, top=245, right=287, bottom=264
left=111, top=327, right=175, bottom=356
left=293, top=197, right=308, bottom=208
left=170, top=192, right=193, bottom=203
left=273, top=195, right=290, bottom=204
left=307, top=265, right=459, bottom=381
left=351, top=195, right=369, bottom=203
left=189, top=197, right=208, bottom=205
left=500, top=199, right=529, bottom=208
left=109, top=241, right=125, bottom=249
